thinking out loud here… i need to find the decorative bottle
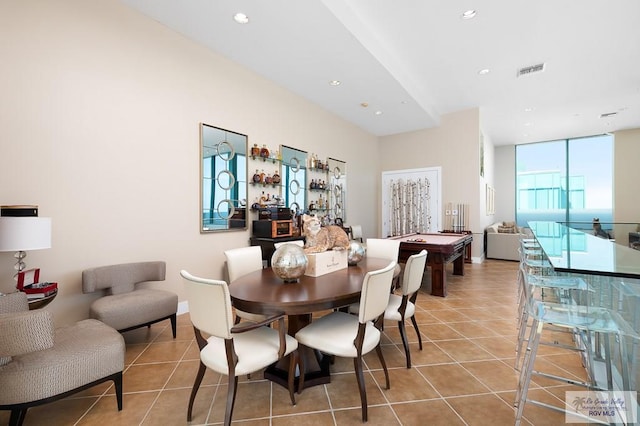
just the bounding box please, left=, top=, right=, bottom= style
left=252, top=169, right=261, bottom=183
left=260, top=144, right=270, bottom=158
left=251, top=144, right=260, bottom=157
left=265, top=173, right=273, bottom=185
left=272, top=170, right=281, bottom=184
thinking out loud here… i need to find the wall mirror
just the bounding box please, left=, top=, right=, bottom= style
left=327, top=157, right=346, bottom=222
left=200, top=123, right=247, bottom=233
left=280, top=145, right=307, bottom=216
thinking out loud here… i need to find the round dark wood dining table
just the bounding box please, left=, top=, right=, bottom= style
left=229, top=256, right=392, bottom=390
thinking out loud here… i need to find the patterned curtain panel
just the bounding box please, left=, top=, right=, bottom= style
left=389, top=178, right=431, bottom=236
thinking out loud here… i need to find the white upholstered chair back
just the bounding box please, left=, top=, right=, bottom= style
left=350, top=225, right=363, bottom=242
left=224, top=246, right=263, bottom=282
left=180, top=270, right=234, bottom=340
left=358, top=261, right=397, bottom=324
left=365, top=238, right=400, bottom=262
left=401, top=250, right=428, bottom=296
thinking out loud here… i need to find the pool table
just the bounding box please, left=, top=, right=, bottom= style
left=389, top=232, right=473, bottom=297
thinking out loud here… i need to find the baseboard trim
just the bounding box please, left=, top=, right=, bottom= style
left=177, top=300, right=189, bottom=315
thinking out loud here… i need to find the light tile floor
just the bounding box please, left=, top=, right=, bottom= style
left=1, top=260, right=590, bottom=425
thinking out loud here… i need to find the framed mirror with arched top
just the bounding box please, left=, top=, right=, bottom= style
left=200, top=124, right=248, bottom=233
left=327, top=157, right=346, bottom=222
left=280, top=145, right=307, bottom=217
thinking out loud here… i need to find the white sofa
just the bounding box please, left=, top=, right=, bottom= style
left=486, top=222, right=523, bottom=261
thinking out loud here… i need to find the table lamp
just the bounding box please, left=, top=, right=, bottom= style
left=0, top=216, right=52, bottom=278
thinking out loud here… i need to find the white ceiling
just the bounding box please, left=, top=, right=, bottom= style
left=121, top=0, right=640, bottom=146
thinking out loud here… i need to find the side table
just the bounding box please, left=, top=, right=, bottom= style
left=250, top=236, right=305, bottom=266
left=27, top=289, right=58, bottom=310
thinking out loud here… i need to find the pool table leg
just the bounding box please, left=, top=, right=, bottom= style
left=429, top=256, right=447, bottom=297
left=453, top=254, right=465, bottom=276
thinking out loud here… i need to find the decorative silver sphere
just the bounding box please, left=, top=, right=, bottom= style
left=347, top=241, right=365, bottom=265
left=271, top=244, right=308, bottom=283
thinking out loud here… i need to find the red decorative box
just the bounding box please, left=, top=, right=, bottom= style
left=16, top=268, right=58, bottom=294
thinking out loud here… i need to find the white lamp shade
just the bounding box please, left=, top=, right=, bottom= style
left=0, top=217, right=52, bottom=252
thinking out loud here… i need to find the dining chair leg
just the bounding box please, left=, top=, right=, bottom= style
left=397, top=320, right=411, bottom=368
left=375, top=344, right=390, bottom=389
left=288, top=351, right=297, bottom=405
left=187, top=361, right=207, bottom=421
left=353, top=356, right=368, bottom=422
left=411, top=316, right=423, bottom=351
left=297, top=345, right=306, bottom=393
left=224, top=375, right=239, bottom=426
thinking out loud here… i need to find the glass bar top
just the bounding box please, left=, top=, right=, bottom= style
left=528, top=221, right=640, bottom=279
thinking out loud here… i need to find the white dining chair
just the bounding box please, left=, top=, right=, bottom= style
left=224, top=246, right=268, bottom=324
left=349, top=225, right=363, bottom=242
left=294, top=261, right=396, bottom=422
left=365, top=238, right=402, bottom=287
left=350, top=249, right=427, bottom=368
left=180, top=270, right=298, bottom=425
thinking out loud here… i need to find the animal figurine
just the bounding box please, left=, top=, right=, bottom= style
left=302, top=214, right=350, bottom=254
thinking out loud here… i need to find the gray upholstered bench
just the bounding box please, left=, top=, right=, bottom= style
left=82, top=261, right=178, bottom=337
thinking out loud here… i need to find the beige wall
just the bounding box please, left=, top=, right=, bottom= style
left=378, top=108, right=491, bottom=260
left=613, top=128, right=640, bottom=244
left=613, top=128, right=640, bottom=221
left=0, top=0, right=378, bottom=325
left=494, top=145, right=516, bottom=223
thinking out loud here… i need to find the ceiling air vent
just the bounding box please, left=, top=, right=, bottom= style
left=600, top=112, right=617, bottom=119
left=517, top=63, right=545, bottom=77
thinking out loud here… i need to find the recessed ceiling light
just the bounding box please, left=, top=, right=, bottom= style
left=478, top=69, right=490, bottom=75
left=524, top=107, right=534, bottom=112
left=524, top=122, right=532, bottom=126
left=360, top=102, right=369, bottom=108
left=233, top=13, right=249, bottom=24
left=375, top=110, right=383, bottom=116
left=329, top=80, right=341, bottom=86
left=462, top=10, right=477, bottom=19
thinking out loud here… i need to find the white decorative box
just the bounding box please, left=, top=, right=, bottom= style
left=304, top=250, right=348, bottom=277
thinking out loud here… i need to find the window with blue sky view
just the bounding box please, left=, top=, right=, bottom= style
left=515, top=134, right=613, bottom=230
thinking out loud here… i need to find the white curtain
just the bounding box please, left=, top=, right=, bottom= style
left=389, top=178, right=431, bottom=236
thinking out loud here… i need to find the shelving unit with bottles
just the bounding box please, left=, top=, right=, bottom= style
left=248, top=144, right=284, bottom=211
left=245, top=145, right=346, bottom=225
left=306, top=153, right=329, bottom=214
